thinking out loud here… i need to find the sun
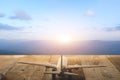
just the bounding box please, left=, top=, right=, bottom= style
left=58, top=36, right=71, bottom=43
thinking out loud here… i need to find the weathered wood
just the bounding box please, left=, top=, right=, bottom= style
left=0, top=55, right=119, bottom=80
left=43, top=55, right=59, bottom=80
left=79, top=55, right=120, bottom=80
left=79, top=55, right=104, bottom=80
left=107, top=55, right=120, bottom=72
left=67, top=55, right=85, bottom=80
left=6, top=56, right=37, bottom=80
left=6, top=55, right=51, bottom=80
left=99, top=56, right=120, bottom=80
left=0, top=56, right=20, bottom=74
left=29, top=55, right=50, bottom=80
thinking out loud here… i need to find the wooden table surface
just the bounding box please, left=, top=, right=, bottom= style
left=0, top=55, right=120, bottom=80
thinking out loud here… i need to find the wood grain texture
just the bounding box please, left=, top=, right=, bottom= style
left=0, top=55, right=119, bottom=80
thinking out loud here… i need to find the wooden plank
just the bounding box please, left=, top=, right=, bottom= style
left=6, top=55, right=51, bottom=80
left=0, top=55, right=120, bottom=80
left=99, top=56, right=120, bottom=80
left=6, top=56, right=37, bottom=80
left=0, top=56, right=20, bottom=74
left=28, top=55, right=51, bottom=80
left=79, top=55, right=105, bottom=80
left=30, top=66, right=46, bottom=80
left=42, top=55, right=52, bottom=80
left=67, top=55, right=85, bottom=80
left=29, top=55, right=50, bottom=80
left=43, top=55, right=59, bottom=80
left=107, top=55, right=120, bottom=72
left=79, top=55, right=120, bottom=80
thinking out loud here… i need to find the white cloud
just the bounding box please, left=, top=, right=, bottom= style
left=10, top=10, right=32, bottom=20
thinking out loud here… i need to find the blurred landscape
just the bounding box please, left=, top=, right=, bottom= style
left=0, top=39, right=120, bottom=55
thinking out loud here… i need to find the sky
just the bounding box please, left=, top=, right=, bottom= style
left=0, top=0, right=120, bottom=41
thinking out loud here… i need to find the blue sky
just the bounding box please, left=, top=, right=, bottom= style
left=0, top=0, right=120, bottom=41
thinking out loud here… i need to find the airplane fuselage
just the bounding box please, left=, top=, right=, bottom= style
left=56, top=56, right=68, bottom=72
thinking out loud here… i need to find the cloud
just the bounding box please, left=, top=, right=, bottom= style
left=104, top=25, right=120, bottom=31
left=86, top=10, right=94, bottom=17
left=0, top=23, right=22, bottom=30
left=10, top=10, right=32, bottom=20
left=0, top=13, right=5, bottom=18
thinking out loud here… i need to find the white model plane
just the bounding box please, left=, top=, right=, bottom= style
left=18, top=55, right=105, bottom=78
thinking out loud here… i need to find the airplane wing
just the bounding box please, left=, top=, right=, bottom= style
left=67, top=65, right=105, bottom=69
left=18, top=62, right=56, bottom=68
left=45, top=71, right=78, bottom=76
left=64, top=72, right=79, bottom=76
left=44, top=71, right=60, bottom=74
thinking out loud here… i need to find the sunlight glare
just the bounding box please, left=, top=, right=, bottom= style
left=59, top=36, right=71, bottom=44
